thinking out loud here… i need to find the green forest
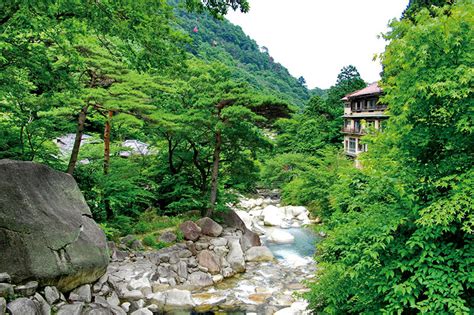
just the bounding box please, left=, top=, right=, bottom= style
left=0, top=0, right=472, bottom=313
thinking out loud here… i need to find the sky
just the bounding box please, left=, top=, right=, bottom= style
left=226, top=0, right=409, bottom=89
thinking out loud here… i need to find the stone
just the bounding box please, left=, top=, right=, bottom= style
left=94, top=295, right=109, bottom=308
left=69, top=284, right=92, bottom=303
left=33, top=293, right=51, bottom=315
left=188, top=271, right=213, bottom=287
left=210, top=238, right=227, bottom=247
left=0, top=160, right=109, bottom=291
left=15, top=281, right=38, bottom=297
left=107, top=292, right=120, bottom=307
left=268, top=230, right=295, bottom=244
left=179, top=221, right=201, bottom=241
left=83, top=306, right=113, bottom=315
left=7, top=298, right=41, bottom=315
left=212, top=274, right=224, bottom=283
left=127, top=277, right=150, bottom=292
left=129, top=240, right=143, bottom=251
left=226, top=238, right=246, bottom=273
left=196, top=217, right=223, bottom=237
left=235, top=210, right=253, bottom=229
left=215, top=210, right=261, bottom=251
left=0, top=284, right=14, bottom=298
left=111, top=306, right=127, bottom=315
left=245, top=246, right=274, bottom=262
left=176, top=261, right=188, bottom=279
left=44, top=286, right=61, bottom=305
left=164, top=289, right=195, bottom=309
left=213, top=245, right=229, bottom=256
left=197, top=250, right=221, bottom=275
left=262, top=205, right=285, bottom=226
left=0, top=274, right=10, bottom=283
left=122, top=290, right=144, bottom=301
left=146, top=292, right=165, bottom=307
left=121, top=302, right=130, bottom=313
left=0, top=298, right=6, bottom=315
left=297, top=212, right=310, bottom=222
left=131, top=308, right=152, bottom=315
left=221, top=267, right=234, bottom=278
left=178, top=249, right=193, bottom=258
left=158, top=232, right=177, bottom=243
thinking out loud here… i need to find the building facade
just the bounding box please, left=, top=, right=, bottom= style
left=341, top=82, right=387, bottom=157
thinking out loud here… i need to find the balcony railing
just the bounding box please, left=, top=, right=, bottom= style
left=351, top=105, right=387, bottom=112
left=342, top=127, right=366, bottom=135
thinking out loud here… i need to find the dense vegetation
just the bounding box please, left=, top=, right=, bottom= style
left=263, top=1, right=473, bottom=313
left=173, top=1, right=311, bottom=107
left=1, top=0, right=472, bottom=313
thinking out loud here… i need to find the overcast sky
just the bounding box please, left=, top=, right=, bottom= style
left=226, top=0, right=408, bottom=89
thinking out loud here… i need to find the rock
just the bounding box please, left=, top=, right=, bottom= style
left=212, top=274, right=224, bottom=283
left=121, top=302, right=130, bottom=313
left=215, top=209, right=261, bottom=251
left=286, top=206, right=307, bottom=217
left=146, top=292, right=165, bottom=307
left=129, top=240, right=143, bottom=251
left=179, top=221, right=201, bottom=241
left=262, top=205, right=285, bottom=226
left=69, top=284, right=92, bottom=303
left=267, top=230, right=295, bottom=244
left=226, top=238, right=245, bottom=273
left=34, top=293, right=51, bottom=315
left=0, top=160, right=109, bottom=291
left=164, top=289, right=195, bottom=309
left=0, top=274, right=10, bottom=283
left=274, top=300, right=309, bottom=315
left=197, top=250, right=221, bottom=275
left=280, top=221, right=292, bottom=229
left=15, top=281, right=38, bottom=297
left=107, top=292, right=120, bottom=307
left=221, top=267, right=234, bottom=278
left=7, top=298, right=41, bottom=315
left=158, top=232, right=177, bottom=243
left=297, top=212, right=310, bottom=222
left=44, top=286, right=61, bottom=305
left=213, top=245, right=229, bottom=256
left=188, top=272, right=213, bottom=287
left=210, top=238, right=227, bottom=247
left=235, top=210, right=253, bottom=229
left=176, top=261, right=188, bottom=279
left=196, top=217, right=223, bottom=237
left=122, top=290, right=144, bottom=301
left=131, top=308, right=153, bottom=315
left=127, top=278, right=150, bottom=292
left=0, top=284, right=14, bottom=298
left=245, top=246, right=274, bottom=262
left=0, top=298, right=6, bottom=315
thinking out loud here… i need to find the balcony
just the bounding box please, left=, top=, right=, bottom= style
left=351, top=105, right=388, bottom=113
left=342, top=127, right=366, bottom=135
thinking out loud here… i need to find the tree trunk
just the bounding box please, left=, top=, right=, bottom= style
left=207, top=128, right=222, bottom=217
left=103, top=110, right=113, bottom=220
left=67, top=105, right=89, bottom=175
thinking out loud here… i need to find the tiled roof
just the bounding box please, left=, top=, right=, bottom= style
left=341, top=82, right=382, bottom=101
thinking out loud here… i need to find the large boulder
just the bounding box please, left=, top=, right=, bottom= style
left=0, top=160, right=109, bottom=292
left=245, top=246, right=274, bottom=262
left=226, top=238, right=245, bottom=273
left=196, top=250, right=221, bottom=275
left=196, top=217, right=223, bottom=237
left=216, top=209, right=261, bottom=251
left=267, top=230, right=295, bottom=244
left=262, top=205, right=285, bottom=226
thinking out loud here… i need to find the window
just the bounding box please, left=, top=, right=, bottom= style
left=354, top=120, right=361, bottom=133
left=349, top=138, right=356, bottom=152
left=367, top=99, right=376, bottom=109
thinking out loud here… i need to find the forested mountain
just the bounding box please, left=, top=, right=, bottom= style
left=172, top=1, right=311, bottom=107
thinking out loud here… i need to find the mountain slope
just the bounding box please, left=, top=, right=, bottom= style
left=172, top=3, right=311, bottom=107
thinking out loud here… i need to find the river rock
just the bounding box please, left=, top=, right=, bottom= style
left=197, top=250, right=221, bottom=275
left=196, top=217, right=223, bottom=237
left=286, top=206, right=307, bottom=217
left=179, top=221, right=201, bottom=241
left=15, top=281, right=38, bottom=297
left=0, top=274, right=10, bottom=283
left=235, top=211, right=252, bottom=229
left=158, top=232, right=177, bottom=243
left=188, top=271, right=213, bottom=287
left=267, top=230, right=295, bottom=244
left=226, top=239, right=245, bottom=273
left=69, top=284, right=92, bottom=303
left=164, top=289, right=195, bottom=309
left=131, top=308, right=152, bottom=315
left=44, top=286, right=61, bottom=305
left=245, top=246, right=274, bottom=262
left=7, top=298, right=41, bottom=315
left=34, top=293, right=51, bottom=315
left=0, top=160, right=109, bottom=291
left=262, top=205, right=285, bottom=226
left=0, top=297, right=6, bottom=315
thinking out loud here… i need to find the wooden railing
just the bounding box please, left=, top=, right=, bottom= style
left=342, top=127, right=366, bottom=135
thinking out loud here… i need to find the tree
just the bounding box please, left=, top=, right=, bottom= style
left=305, top=1, right=474, bottom=313
left=184, top=0, right=250, bottom=17
left=297, top=76, right=307, bottom=87
left=402, top=0, right=454, bottom=20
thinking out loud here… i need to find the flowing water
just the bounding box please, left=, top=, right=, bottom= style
left=189, top=225, right=319, bottom=314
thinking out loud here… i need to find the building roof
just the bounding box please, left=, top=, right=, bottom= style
left=341, top=82, right=382, bottom=101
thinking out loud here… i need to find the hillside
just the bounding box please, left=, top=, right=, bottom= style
left=173, top=4, right=311, bottom=107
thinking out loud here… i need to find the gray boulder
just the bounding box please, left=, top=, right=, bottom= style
left=196, top=217, right=223, bottom=237
left=69, top=284, right=92, bottom=303
left=57, top=302, right=84, bottom=315
left=0, top=297, right=6, bottom=315
left=188, top=271, right=213, bottom=287
left=0, top=274, right=10, bottom=283
left=197, top=250, right=221, bottom=275
left=245, top=246, right=274, bottom=262
left=164, top=289, right=195, bottom=310
left=15, top=281, right=38, bottom=297
left=226, top=238, right=246, bottom=273
left=216, top=209, right=261, bottom=251
left=0, top=160, right=109, bottom=291
left=0, top=284, right=14, bottom=298
left=158, top=232, right=177, bottom=243
left=7, top=298, right=41, bottom=315
left=44, top=286, right=61, bottom=305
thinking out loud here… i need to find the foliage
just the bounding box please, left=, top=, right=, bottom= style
left=303, top=2, right=474, bottom=313
left=142, top=235, right=168, bottom=250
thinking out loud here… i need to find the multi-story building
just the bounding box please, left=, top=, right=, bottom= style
left=341, top=82, right=387, bottom=157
